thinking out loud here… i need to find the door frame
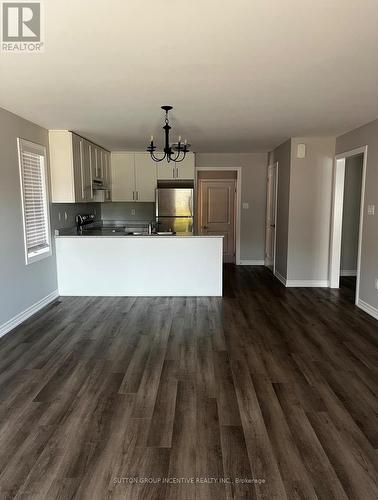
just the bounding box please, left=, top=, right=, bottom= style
left=195, top=167, right=242, bottom=265
left=329, top=146, right=367, bottom=305
left=264, top=162, right=279, bottom=274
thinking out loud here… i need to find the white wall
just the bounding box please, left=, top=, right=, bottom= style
left=0, top=107, right=58, bottom=332
left=195, top=153, right=268, bottom=262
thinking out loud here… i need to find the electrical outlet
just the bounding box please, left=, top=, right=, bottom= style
left=375, top=278, right=378, bottom=291
left=58, top=212, right=61, bottom=221
left=64, top=211, right=68, bottom=221
left=242, top=202, right=249, bottom=209
left=131, top=209, right=136, bottom=216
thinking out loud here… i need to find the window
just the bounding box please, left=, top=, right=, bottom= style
left=17, top=138, right=51, bottom=265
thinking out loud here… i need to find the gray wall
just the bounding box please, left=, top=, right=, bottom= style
left=336, top=119, right=378, bottom=310
left=270, top=140, right=291, bottom=278
left=341, top=155, right=363, bottom=272
left=0, top=107, right=58, bottom=327
left=101, top=202, right=155, bottom=223
left=287, top=137, right=335, bottom=281
left=195, top=153, right=268, bottom=261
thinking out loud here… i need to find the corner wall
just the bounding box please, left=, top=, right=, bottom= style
left=0, top=107, right=58, bottom=334
left=287, top=137, right=335, bottom=282
left=271, top=137, right=336, bottom=284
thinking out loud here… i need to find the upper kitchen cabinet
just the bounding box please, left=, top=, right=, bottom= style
left=156, top=152, right=195, bottom=180
left=111, top=152, right=157, bottom=202
left=134, top=153, right=157, bottom=202
left=49, top=130, right=110, bottom=203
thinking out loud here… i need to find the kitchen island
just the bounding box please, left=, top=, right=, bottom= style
left=55, top=235, right=223, bottom=296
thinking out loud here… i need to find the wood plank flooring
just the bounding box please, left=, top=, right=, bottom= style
left=0, top=265, right=377, bottom=499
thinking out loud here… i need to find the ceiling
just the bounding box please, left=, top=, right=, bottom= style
left=1, top=0, right=378, bottom=152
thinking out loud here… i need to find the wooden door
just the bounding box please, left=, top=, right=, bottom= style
left=111, top=153, right=135, bottom=201
left=134, top=153, right=157, bottom=202
left=265, top=163, right=278, bottom=271
left=198, top=180, right=236, bottom=263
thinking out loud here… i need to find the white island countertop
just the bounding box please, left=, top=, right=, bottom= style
left=55, top=234, right=223, bottom=296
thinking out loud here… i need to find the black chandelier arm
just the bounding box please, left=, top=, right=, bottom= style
left=170, top=151, right=188, bottom=163
left=149, top=151, right=167, bottom=162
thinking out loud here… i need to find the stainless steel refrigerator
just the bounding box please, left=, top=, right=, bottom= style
left=155, top=187, right=194, bottom=234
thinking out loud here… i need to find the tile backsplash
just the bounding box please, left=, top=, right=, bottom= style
left=50, top=202, right=155, bottom=230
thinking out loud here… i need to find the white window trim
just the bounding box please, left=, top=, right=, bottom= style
left=17, top=138, right=52, bottom=265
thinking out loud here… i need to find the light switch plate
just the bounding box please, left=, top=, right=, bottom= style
left=297, top=143, right=306, bottom=159
left=367, top=204, right=375, bottom=215
left=242, top=202, right=249, bottom=209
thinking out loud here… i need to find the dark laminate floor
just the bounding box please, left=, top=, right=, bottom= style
left=0, top=266, right=377, bottom=499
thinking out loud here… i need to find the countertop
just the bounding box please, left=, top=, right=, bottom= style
left=55, top=228, right=223, bottom=238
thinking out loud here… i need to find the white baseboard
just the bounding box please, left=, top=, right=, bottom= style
left=274, top=270, right=287, bottom=286
left=357, top=299, right=378, bottom=320
left=0, top=290, right=59, bottom=338
left=286, top=280, right=329, bottom=288
left=340, top=270, right=357, bottom=276
left=239, top=260, right=265, bottom=266
left=273, top=271, right=329, bottom=288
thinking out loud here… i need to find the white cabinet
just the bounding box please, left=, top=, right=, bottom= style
left=111, top=152, right=157, bottom=202
left=49, top=130, right=110, bottom=203
left=156, top=153, right=195, bottom=180
left=134, top=153, right=157, bottom=202
left=72, top=135, right=93, bottom=202
left=111, top=153, right=135, bottom=202
left=49, top=130, right=97, bottom=203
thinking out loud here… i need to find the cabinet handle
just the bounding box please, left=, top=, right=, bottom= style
left=132, top=191, right=135, bottom=201
left=176, top=167, right=179, bottom=179
left=172, top=167, right=175, bottom=178
left=136, top=191, right=139, bottom=201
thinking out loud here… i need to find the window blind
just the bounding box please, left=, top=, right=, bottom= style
left=18, top=139, right=50, bottom=263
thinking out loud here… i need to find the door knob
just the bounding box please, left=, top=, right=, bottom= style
left=203, top=225, right=208, bottom=229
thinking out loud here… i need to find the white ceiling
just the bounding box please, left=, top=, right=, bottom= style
left=1, top=0, right=378, bottom=152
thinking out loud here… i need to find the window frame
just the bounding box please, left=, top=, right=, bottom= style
left=17, top=138, right=52, bottom=265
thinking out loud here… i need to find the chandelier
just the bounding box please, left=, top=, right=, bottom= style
left=147, top=106, right=190, bottom=163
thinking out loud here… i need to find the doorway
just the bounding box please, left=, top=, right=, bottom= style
left=329, top=146, right=367, bottom=305
left=265, top=163, right=278, bottom=272
left=197, top=170, right=238, bottom=263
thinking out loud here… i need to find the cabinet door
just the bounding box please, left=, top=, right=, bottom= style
left=134, top=153, right=157, bottom=202
left=176, top=153, right=195, bottom=179
left=89, top=144, right=97, bottom=183
left=82, top=140, right=93, bottom=201
left=111, top=153, right=135, bottom=201
left=157, top=156, right=176, bottom=180
left=105, top=151, right=112, bottom=188
left=95, top=147, right=104, bottom=180
left=72, top=134, right=86, bottom=202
